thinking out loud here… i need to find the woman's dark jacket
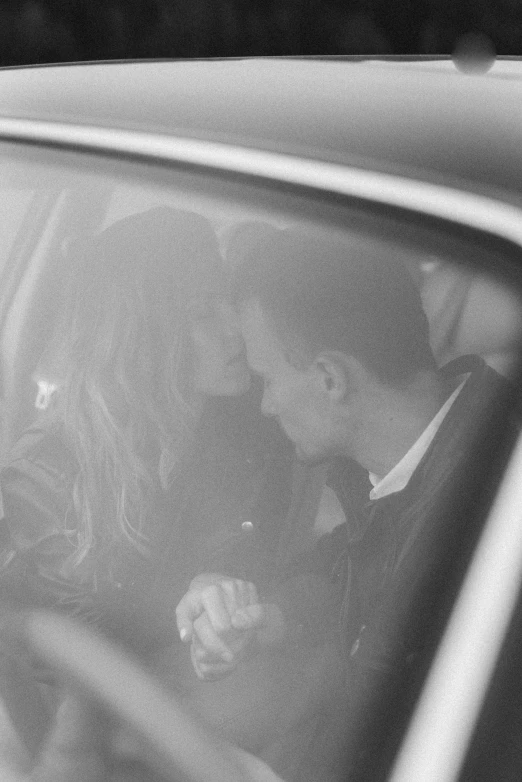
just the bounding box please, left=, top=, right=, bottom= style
left=0, top=383, right=294, bottom=642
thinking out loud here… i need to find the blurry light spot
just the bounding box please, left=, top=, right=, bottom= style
left=452, top=33, right=496, bottom=74
left=241, top=521, right=254, bottom=532
left=35, top=379, right=58, bottom=410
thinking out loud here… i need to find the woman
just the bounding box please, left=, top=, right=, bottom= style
left=0, top=203, right=269, bottom=766
left=0, top=212, right=316, bottom=781
left=0, top=206, right=258, bottom=627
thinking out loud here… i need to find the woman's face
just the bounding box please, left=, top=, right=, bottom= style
left=192, top=300, right=251, bottom=396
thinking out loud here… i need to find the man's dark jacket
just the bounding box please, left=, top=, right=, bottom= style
left=296, top=355, right=519, bottom=780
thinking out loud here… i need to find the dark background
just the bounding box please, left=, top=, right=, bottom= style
left=0, top=0, right=520, bottom=66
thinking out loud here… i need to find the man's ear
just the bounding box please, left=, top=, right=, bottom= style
left=314, top=352, right=367, bottom=402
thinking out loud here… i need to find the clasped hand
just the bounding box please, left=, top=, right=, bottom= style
left=175, top=573, right=285, bottom=680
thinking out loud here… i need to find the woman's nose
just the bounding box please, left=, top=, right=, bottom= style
left=261, top=388, right=276, bottom=417
left=224, top=325, right=243, bottom=356
left=217, top=306, right=243, bottom=354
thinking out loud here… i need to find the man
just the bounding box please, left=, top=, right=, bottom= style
left=176, top=227, right=517, bottom=779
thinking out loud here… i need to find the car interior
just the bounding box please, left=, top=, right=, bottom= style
left=0, top=142, right=522, bottom=780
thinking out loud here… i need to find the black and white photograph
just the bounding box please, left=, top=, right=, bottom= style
left=0, top=3, right=521, bottom=781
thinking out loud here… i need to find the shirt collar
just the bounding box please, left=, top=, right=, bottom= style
left=368, top=378, right=467, bottom=501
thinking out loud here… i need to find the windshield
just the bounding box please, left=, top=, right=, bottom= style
left=0, top=143, right=520, bottom=782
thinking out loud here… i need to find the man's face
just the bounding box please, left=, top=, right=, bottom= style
left=240, top=298, right=336, bottom=462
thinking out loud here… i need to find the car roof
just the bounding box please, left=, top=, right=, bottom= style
left=0, top=58, right=522, bottom=200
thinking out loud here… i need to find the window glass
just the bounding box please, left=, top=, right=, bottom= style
left=0, top=142, right=520, bottom=782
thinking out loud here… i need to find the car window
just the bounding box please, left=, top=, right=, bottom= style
left=0, top=141, right=521, bottom=782
left=0, top=190, right=34, bottom=271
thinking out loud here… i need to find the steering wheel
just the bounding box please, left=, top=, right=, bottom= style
left=4, top=610, right=282, bottom=782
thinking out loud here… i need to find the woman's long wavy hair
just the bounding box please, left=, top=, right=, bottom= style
left=43, top=207, right=222, bottom=575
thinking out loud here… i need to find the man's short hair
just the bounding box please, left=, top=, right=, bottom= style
left=233, top=227, right=436, bottom=385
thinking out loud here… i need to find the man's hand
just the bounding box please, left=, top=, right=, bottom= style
left=176, top=574, right=285, bottom=680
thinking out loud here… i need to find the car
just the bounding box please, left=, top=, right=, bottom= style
left=0, top=56, right=521, bottom=782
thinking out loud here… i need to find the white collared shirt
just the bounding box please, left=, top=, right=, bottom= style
left=368, top=379, right=467, bottom=501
